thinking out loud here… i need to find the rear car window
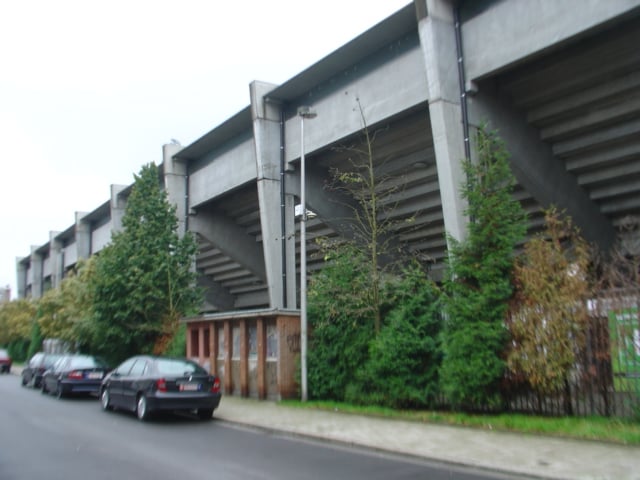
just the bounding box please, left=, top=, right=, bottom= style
left=69, top=356, right=106, bottom=369
left=43, top=355, right=62, bottom=368
left=29, top=353, right=44, bottom=366
left=155, top=359, right=205, bottom=376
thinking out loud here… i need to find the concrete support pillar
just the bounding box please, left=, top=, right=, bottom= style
left=75, top=212, right=91, bottom=259
left=110, top=185, right=127, bottom=234
left=251, top=81, right=297, bottom=310
left=30, top=247, right=43, bottom=299
left=49, top=232, right=63, bottom=289
left=417, top=0, right=469, bottom=243
left=163, top=144, right=188, bottom=236
left=16, top=259, right=27, bottom=299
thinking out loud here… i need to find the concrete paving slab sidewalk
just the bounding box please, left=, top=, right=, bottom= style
left=215, top=396, right=640, bottom=480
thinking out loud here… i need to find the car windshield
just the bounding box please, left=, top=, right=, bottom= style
left=68, top=356, right=107, bottom=369
left=155, top=359, right=205, bottom=376
left=0, top=349, right=8, bottom=358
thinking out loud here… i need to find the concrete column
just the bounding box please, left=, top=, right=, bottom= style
left=49, top=232, right=63, bottom=288
left=30, top=246, right=44, bottom=299
left=75, top=212, right=91, bottom=259
left=251, top=81, right=297, bottom=310
left=162, top=143, right=188, bottom=236
left=417, top=0, right=469, bottom=243
left=16, top=258, right=27, bottom=299
left=110, top=185, right=127, bottom=234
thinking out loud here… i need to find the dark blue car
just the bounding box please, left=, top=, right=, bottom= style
left=100, top=355, right=221, bottom=421
left=41, top=354, right=109, bottom=398
left=21, top=352, right=62, bottom=388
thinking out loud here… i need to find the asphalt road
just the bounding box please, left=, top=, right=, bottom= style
left=0, top=374, right=517, bottom=480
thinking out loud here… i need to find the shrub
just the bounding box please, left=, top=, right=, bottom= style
left=347, top=264, right=442, bottom=408
left=307, top=244, right=374, bottom=400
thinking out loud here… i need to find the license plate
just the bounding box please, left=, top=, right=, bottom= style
left=87, top=372, right=103, bottom=379
left=179, top=383, right=200, bottom=392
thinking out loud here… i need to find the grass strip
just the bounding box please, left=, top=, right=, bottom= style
left=279, top=400, right=640, bottom=445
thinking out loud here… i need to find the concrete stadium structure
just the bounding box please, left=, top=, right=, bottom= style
left=16, top=0, right=640, bottom=398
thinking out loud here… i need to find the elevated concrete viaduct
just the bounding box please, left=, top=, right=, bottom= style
left=17, top=0, right=640, bottom=398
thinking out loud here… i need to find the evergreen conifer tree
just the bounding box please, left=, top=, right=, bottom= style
left=441, top=128, right=527, bottom=409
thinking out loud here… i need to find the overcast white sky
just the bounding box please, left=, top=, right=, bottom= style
left=0, top=0, right=411, bottom=299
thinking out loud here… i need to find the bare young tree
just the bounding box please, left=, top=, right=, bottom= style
left=325, top=98, right=416, bottom=334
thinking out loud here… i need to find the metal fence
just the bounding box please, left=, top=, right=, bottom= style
left=502, top=292, right=640, bottom=418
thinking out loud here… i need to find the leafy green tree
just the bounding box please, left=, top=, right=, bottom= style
left=89, top=163, right=200, bottom=364
left=0, top=299, right=36, bottom=361
left=163, top=323, right=187, bottom=357
left=441, top=127, right=527, bottom=410
left=347, top=263, right=442, bottom=408
left=507, top=208, right=591, bottom=412
left=37, top=258, right=96, bottom=350
left=26, top=319, right=43, bottom=359
left=0, top=299, right=35, bottom=345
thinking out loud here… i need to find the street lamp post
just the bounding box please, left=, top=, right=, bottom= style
left=298, top=105, right=316, bottom=402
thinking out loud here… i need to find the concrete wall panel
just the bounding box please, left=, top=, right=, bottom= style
left=284, top=44, right=427, bottom=164
left=63, top=243, right=78, bottom=269
left=462, top=0, right=640, bottom=83
left=42, top=257, right=51, bottom=278
left=189, top=138, right=256, bottom=207
left=91, top=222, right=112, bottom=253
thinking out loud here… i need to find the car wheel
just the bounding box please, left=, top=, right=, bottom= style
left=136, top=394, right=150, bottom=421
left=41, top=381, right=48, bottom=394
left=21, top=374, right=27, bottom=386
left=55, top=382, right=65, bottom=399
left=100, top=388, right=112, bottom=411
left=197, top=408, right=214, bottom=420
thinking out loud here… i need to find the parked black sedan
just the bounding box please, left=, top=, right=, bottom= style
left=41, top=354, right=110, bottom=398
left=100, top=355, right=221, bottom=421
left=21, top=352, right=62, bottom=388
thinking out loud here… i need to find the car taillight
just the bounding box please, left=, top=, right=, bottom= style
left=211, top=377, right=220, bottom=394
left=67, top=371, right=83, bottom=380
left=156, top=378, right=167, bottom=392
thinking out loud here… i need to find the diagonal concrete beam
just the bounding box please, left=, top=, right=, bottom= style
left=189, top=211, right=266, bottom=281
left=196, top=272, right=235, bottom=311
left=287, top=161, right=403, bottom=267
left=469, top=82, right=616, bottom=252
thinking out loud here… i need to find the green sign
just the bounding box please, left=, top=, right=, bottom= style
left=609, top=307, right=640, bottom=392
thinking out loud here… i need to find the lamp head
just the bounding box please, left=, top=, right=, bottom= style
left=297, top=106, right=317, bottom=119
